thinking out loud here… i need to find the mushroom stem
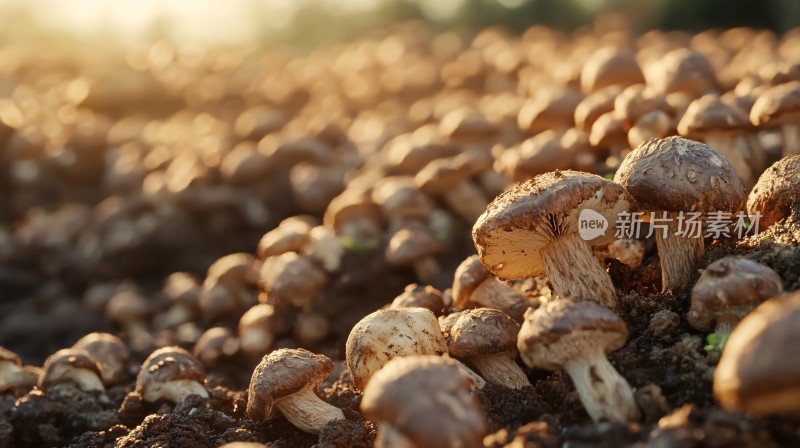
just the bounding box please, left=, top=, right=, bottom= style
left=413, top=257, right=441, bottom=284
left=655, top=212, right=704, bottom=292
left=539, top=233, right=618, bottom=309
left=144, top=379, right=208, bottom=403
left=714, top=319, right=737, bottom=344
left=704, top=132, right=754, bottom=190
left=441, top=181, right=488, bottom=223
left=450, top=358, right=487, bottom=390
left=782, top=124, right=800, bottom=157
left=563, top=353, right=639, bottom=422
left=470, top=278, right=526, bottom=312
left=274, top=387, right=345, bottom=434
left=470, top=352, right=530, bottom=389
left=0, top=362, right=37, bottom=393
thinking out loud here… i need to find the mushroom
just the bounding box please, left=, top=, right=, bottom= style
left=414, top=155, right=489, bottom=223
left=589, top=111, right=629, bottom=165
left=155, top=272, right=201, bottom=329
left=750, top=81, right=800, bottom=156
left=301, top=225, right=345, bottom=273
left=451, top=254, right=528, bottom=312
left=40, top=348, right=105, bottom=393
left=390, top=283, right=446, bottom=316
left=238, top=304, right=290, bottom=359
left=204, top=252, right=259, bottom=291
left=289, top=163, right=346, bottom=215
left=517, top=299, right=639, bottom=422
left=324, top=187, right=383, bottom=249
left=627, top=109, right=672, bottom=148
left=575, top=86, right=624, bottom=132
left=360, top=355, right=487, bottom=448
left=473, top=170, right=630, bottom=309
left=647, top=49, right=718, bottom=97
left=193, top=327, right=239, bottom=367
left=581, top=47, right=644, bottom=93
left=72, top=332, right=131, bottom=386
left=246, top=348, right=344, bottom=434
left=747, top=155, right=800, bottom=229
left=0, top=347, right=39, bottom=394
left=517, top=87, right=583, bottom=135
left=105, top=289, right=153, bottom=352
left=293, top=312, right=331, bottom=346
left=496, top=130, right=578, bottom=182
left=256, top=215, right=316, bottom=259
left=136, top=346, right=208, bottom=404
left=345, top=308, right=447, bottom=390
left=714, top=291, right=800, bottom=415
left=372, top=176, right=434, bottom=224
left=384, top=221, right=444, bottom=284
left=689, top=257, right=783, bottom=342
left=615, top=137, right=746, bottom=291
left=447, top=308, right=530, bottom=389
left=259, top=252, right=328, bottom=309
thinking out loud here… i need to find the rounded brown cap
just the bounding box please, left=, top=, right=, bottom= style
left=372, top=176, right=433, bottom=223
left=259, top=252, right=327, bottom=308
left=497, top=130, right=577, bottom=181
left=648, top=49, right=717, bottom=96
left=323, top=187, right=383, bottom=232
left=360, top=355, right=486, bottom=448
left=614, top=136, right=746, bottom=213
left=390, top=284, right=446, bottom=316
left=414, top=156, right=477, bottom=194
left=439, top=108, right=498, bottom=141
left=589, top=111, right=628, bottom=148
left=517, top=299, right=627, bottom=370
left=581, top=48, right=644, bottom=93
left=473, top=170, right=630, bottom=280
left=136, top=346, right=207, bottom=403
left=677, top=94, right=752, bottom=139
left=246, top=348, right=333, bottom=420
left=256, top=215, right=316, bottom=259
left=517, top=88, right=583, bottom=134
left=238, top=304, right=287, bottom=358
left=162, top=272, right=201, bottom=307
left=689, top=257, right=783, bottom=332
left=385, top=132, right=460, bottom=174
left=613, top=84, right=671, bottom=127
left=385, top=222, right=443, bottom=267
left=575, top=86, right=623, bottom=132
left=0, top=346, right=21, bottom=366
left=747, top=155, right=800, bottom=229
left=220, top=141, right=272, bottom=184
left=40, top=348, right=104, bottom=392
left=346, top=308, right=447, bottom=390
left=750, top=81, right=800, bottom=128
left=205, top=253, right=259, bottom=289
left=72, top=332, right=130, bottom=386
left=258, top=135, right=333, bottom=168
left=714, top=292, right=800, bottom=415
left=193, top=327, right=239, bottom=367
left=447, top=308, right=519, bottom=358
left=106, top=290, right=152, bottom=325
left=451, top=255, right=492, bottom=308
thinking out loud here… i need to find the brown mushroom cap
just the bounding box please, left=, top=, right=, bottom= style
left=193, top=327, right=239, bottom=366
left=499, top=130, right=577, bottom=181
left=205, top=253, right=258, bottom=289
left=414, top=156, right=476, bottom=194
left=246, top=348, right=333, bottom=420
left=40, top=348, right=104, bottom=391
left=390, top=284, right=446, bottom=316
left=136, top=346, right=206, bottom=398
left=473, top=170, right=630, bottom=280
left=72, top=332, right=130, bottom=385
left=575, top=86, right=623, bottom=132
left=448, top=308, right=520, bottom=358
left=714, top=292, right=800, bottom=415
left=323, top=188, right=383, bottom=232
left=385, top=223, right=443, bottom=267
left=0, top=347, right=21, bottom=366
left=614, top=136, right=746, bottom=213
left=372, top=176, right=433, bottom=222
left=517, top=88, right=583, bottom=134
left=360, top=355, right=486, bottom=448
left=581, top=48, right=644, bottom=93
left=439, top=108, right=498, bottom=141
left=747, top=155, right=800, bottom=229
left=750, top=81, right=800, bottom=127
left=517, top=299, right=627, bottom=370
left=256, top=216, right=315, bottom=259
left=688, top=257, right=783, bottom=331
left=259, top=252, right=328, bottom=308
left=451, top=255, right=492, bottom=308
left=613, top=84, right=671, bottom=127
left=162, top=272, right=201, bottom=307
left=678, top=94, right=752, bottom=138
left=649, top=49, right=717, bottom=96
left=106, top=290, right=152, bottom=325
left=589, top=111, right=628, bottom=148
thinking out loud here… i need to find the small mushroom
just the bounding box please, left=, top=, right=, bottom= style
left=517, top=87, right=583, bottom=135
left=360, top=355, right=487, bottom=448
left=259, top=252, right=328, bottom=309
left=155, top=272, right=201, bottom=329
left=256, top=215, right=316, bottom=259
left=447, top=308, right=530, bottom=389
left=293, top=312, right=331, bottom=346
left=581, top=47, right=644, bottom=93
left=40, top=348, right=105, bottom=393
left=72, top=332, right=131, bottom=386
left=714, top=292, right=800, bottom=415
left=575, top=86, right=624, bottom=132
left=451, top=254, right=528, bottom=312
left=415, top=155, right=489, bottom=223
left=747, top=155, right=800, bottom=229
left=136, top=346, right=208, bottom=404
left=105, top=289, right=153, bottom=352
left=372, top=176, right=434, bottom=224
left=647, top=49, right=717, bottom=97
left=323, top=187, right=383, bottom=249
left=615, top=137, right=746, bottom=291
left=385, top=222, right=444, bottom=284
left=473, top=170, right=630, bottom=309
left=689, top=257, right=783, bottom=341
left=246, top=348, right=344, bottom=434
left=0, top=347, right=39, bottom=394
left=627, top=109, right=672, bottom=148
left=301, top=225, right=344, bottom=273
left=750, top=81, right=800, bottom=157
left=193, top=327, right=239, bottom=367
left=390, top=283, right=446, bottom=316
left=238, top=304, right=290, bottom=359
left=517, top=299, right=639, bottom=422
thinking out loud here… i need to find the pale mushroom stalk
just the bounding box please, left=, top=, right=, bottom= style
left=471, top=278, right=527, bottom=311
left=470, top=352, right=529, bottom=389
left=563, top=348, right=638, bottom=422
left=654, top=212, right=704, bottom=291
left=0, top=362, right=38, bottom=393
left=450, top=358, right=487, bottom=390
left=144, top=379, right=209, bottom=403
left=441, top=180, right=489, bottom=223
left=703, top=132, right=755, bottom=189
left=274, top=388, right=345, bottom=434
left=540, top=233, right=618, bottom=308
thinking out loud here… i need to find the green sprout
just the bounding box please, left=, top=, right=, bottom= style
left=604, top=172, right=616, bottom=180
left=703, top=332, right=729, bottom=357
left=339, top=236, right=377, bottom=254
left=761, top=235, right=772, bottom=243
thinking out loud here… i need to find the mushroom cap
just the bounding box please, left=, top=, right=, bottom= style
left=649, top=49, right=717, bottom=96
left=613, top=84, right=671, bottom=127
left=360, top=355, right=486, bottom=448
left=500, top=130, right=577, bottom=181
left=72, top=332, right=130, bottom=385
left=517, top=299, right=627, bottom=371
left=40, top=348, right=104, bottom=391
left=193, top=327, right=239, bottom=366
left=390, top=284, right=446, bottom=316
left=239, top=303, right=291, bottom=338
left=414, top=156, right=475, bottom=194
left=386, top=133, right=460, bottom=174
left=714, top=292, right=800, bottom=415
left=451, top=255, right=492, bottom=308
left=750, top=81, right=800, bottom=127
left=385, top=222, right=443, bottom=266
left=589, top=111, right=628, bottom=148
left=136, top=346, right=206, bottom=397
left=448, top=308, right=520, bottom=358
left=205, top=253, right=258, bottom=288
left=246, top=348, right=333, bottom=420
left=346, top=308, right=447, bottom=390
left=323, top=188, right=383, bottom=231
left=689, top=257, right=783, bottom=331
left=256, top=216, right=315, bottom=259
left=747, top=155, right=800, bottom=229
left=473, top=170, right=630, bottom=280
left=162, top=272, right=201, bottom=307
left=581, top=47, right=644, bottom=93
left=517, top=88, right=583, bottom=134
left=106, top=290, right=152, bottom=324
left=614, top=136, right=746, bottom=213
left=372, top=176, right=433, bottom=222
left=0, top=347, right=21, bottom=366
left=439, top=108, right=498, bottom=141
left=259, top=252, right=328, bottom=307
left=575, top=86, right=623, bottom=132
left=678, top=94, right=752, bottom=139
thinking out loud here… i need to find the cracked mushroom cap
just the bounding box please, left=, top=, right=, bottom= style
left=72, top=332, right=130, bottom=386
left=246, top=348, right=333, bottom=420
left=517, top=299, right=627, bottom=370
left=750, top=81, right=800, bottom=128
left=40, top=348, right=104, bottom=392
left=648, top=49, right=717, bottom=96
left=360, top=355, right=486, bottom=448
left=581, top=47, right=644, bottom=93
left=259, top=252, right=327, bottom=308
left=385, top=222, right=443, bottom=267
left=346, top=308, right=447, bottom=390
left=614, top=136, right=746, bottom=213
left=688, top=257, right=783, bottom=332
left=390, top=284, right=446, bottom=316
left=714, top=292, right=800, bottom=415
left=747, top=155, right=800, bottom=229
left=677, top=95, right=752, bottom=139
left=257, top=216, right=316, bottom=259
left=447, top=308, right=520, bottom=359
left=136, top=346, right=207, bottom=403
left=473, top=170, right=630, bottom=280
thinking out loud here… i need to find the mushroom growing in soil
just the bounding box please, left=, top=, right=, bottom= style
left=615, top=136, right=746, bottom=292
left=473, top=170, right=630, bottom=309
left=136, top=346, right=208, bottom=404
left=259, top=252, right=328, bottom=310
left=714, top=292, right=800, bottom=415
left=72, top=332, right=131, bottom=386
left=747, top=155, right=800, bottom=230
left=238, top=304, right=290, bottom=359
left=0, top=347, right=39, bottom=394
left=360, top=355, right=487, bottom=448
left=451, top=254, right=528, bottom=313
left=750, top=81, right=800, bottom=157
left=247, top=348, right=344, bottom=434
left=40, top=348, right=105, bottom=393
left=385, top=221, right=444, bottom=284
left=390, top=283, right=446, bottom=316
left=517, top=299, right=639, bottom=423
left=447, top=308, right=530, bottom=389
left=689, top=257, right=783, bottom=343
left=193, top=327, right=239, bottom=367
